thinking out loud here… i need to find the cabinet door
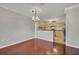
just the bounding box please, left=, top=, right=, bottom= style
left=54, top=31, right=64, bottom=44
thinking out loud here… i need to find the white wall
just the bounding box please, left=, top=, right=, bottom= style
left=0, top=7, right=34, bottom=48
left=65, top=4, right=79, bottom=48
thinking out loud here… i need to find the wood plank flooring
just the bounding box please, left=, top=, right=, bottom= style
left=0, top=38, right=79, bottom=55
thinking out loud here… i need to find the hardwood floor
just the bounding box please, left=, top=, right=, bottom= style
left=65, top=46, right=79, bottom=55
left=0, top=38, right=79, bottom=55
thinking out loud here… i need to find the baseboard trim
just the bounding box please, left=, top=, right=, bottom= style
left=66, top=44, right=79, bottom=49
left=37, top=37, right=53, bottom=42
left=0, top=37, right=34, bottom=49
left=1, top=37, right=79, bottom=49
left=0, top=38, right=53, bottom=49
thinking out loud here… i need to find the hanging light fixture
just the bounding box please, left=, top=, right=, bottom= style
left=32, top=8, right=40, bottom=38
left=32, top=15, right=40, bottom=22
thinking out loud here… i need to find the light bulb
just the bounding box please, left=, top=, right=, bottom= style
left=32, top=16, right=40, bottom=22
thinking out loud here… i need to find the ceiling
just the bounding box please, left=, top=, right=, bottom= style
left=0, top=3, right=78, bottom=19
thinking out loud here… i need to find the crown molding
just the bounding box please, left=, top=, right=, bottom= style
left=0, top=5, right=30, bottom=17
left=64, top=4, right=79, bottom=14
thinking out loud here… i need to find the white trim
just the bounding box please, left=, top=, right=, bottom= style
left=37, top=37, right=53, bottom=42
left=0, top=5, right=29, bottom=17
left=0, top=37, right=79, bottom=49
left=0, top=37, right=53, bottom=49
left=66, top=43, right=79, bottom=49
left=64, top=4, right=79, bottom=14
left=0, top=37, right=34, bottom=49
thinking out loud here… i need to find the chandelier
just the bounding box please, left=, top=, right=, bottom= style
left=32, top=8, right=40, bottom=38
